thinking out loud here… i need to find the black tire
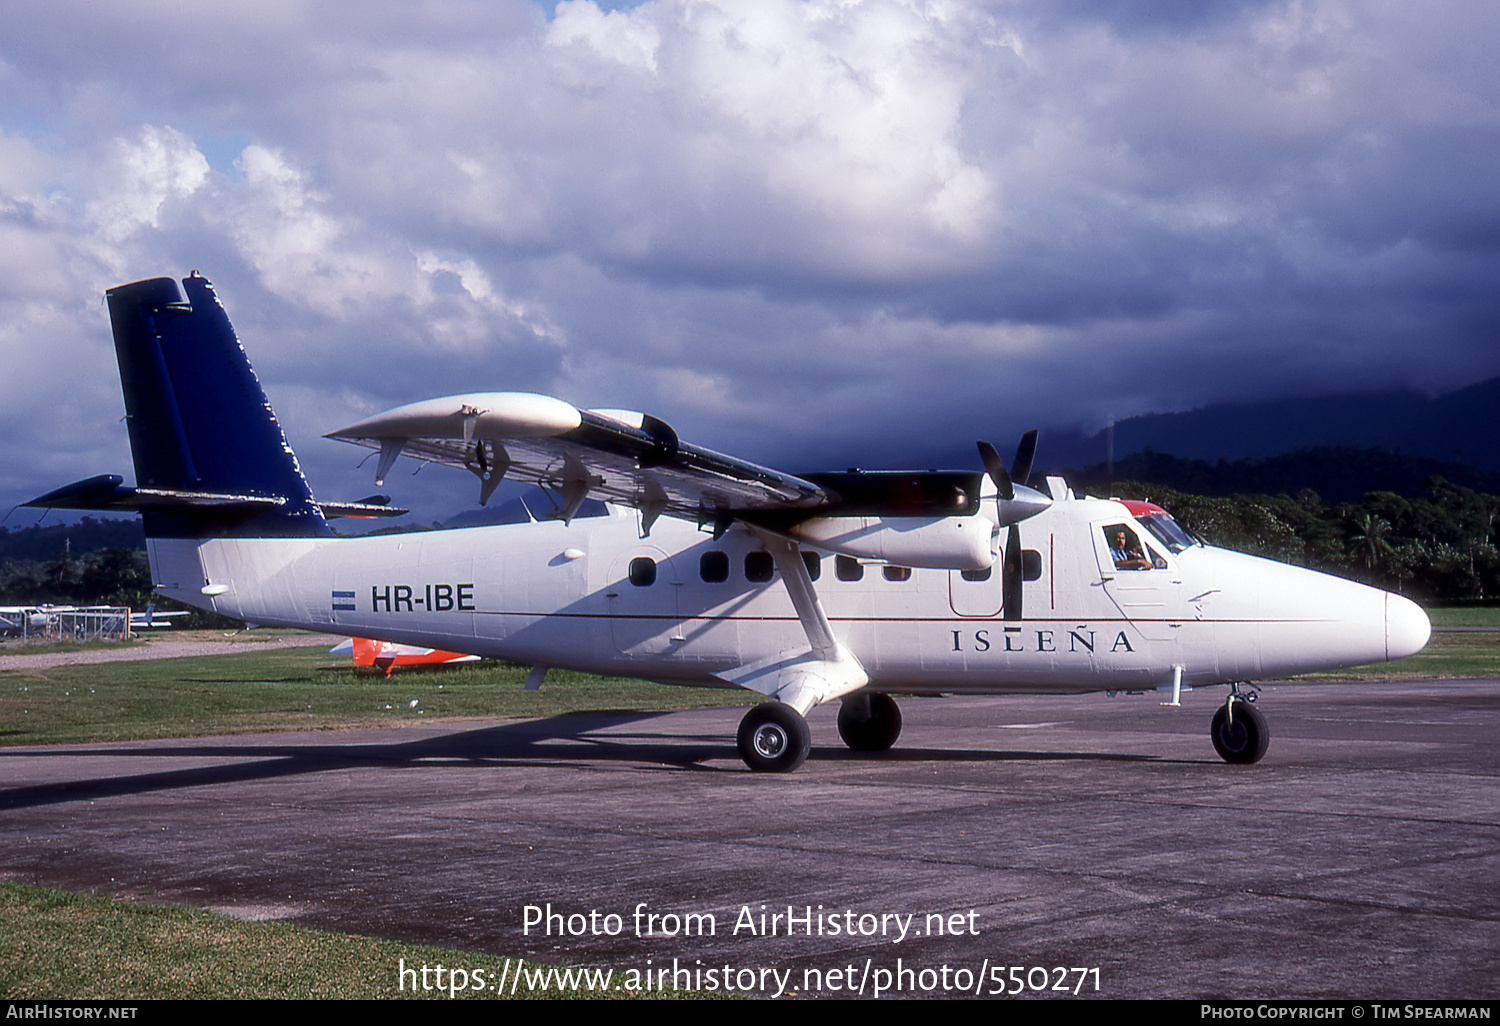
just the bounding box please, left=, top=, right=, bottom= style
left=1210, top=700, right=1270, bottom=764
left=837, top=693, right=903, bottom=752
left=737, top=703, right=812, bottom=773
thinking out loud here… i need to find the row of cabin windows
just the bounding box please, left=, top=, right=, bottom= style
left=626, top=552, right=960, bottom=587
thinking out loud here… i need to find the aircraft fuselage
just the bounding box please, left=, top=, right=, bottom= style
left=151, top=492, right=1428, bottom=699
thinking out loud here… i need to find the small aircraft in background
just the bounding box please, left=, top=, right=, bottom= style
left=28, top=273, right=1430, bottom=771
left=329, top=637, right=480, bottom=677
left=130, top=603, right=190, bottom=629
left=0, top=605, right=101, bottom=634
left=0, top=607, right=45, bottom=637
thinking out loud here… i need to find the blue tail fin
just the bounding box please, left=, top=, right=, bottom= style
left=105, top=273, right=333, bottom=539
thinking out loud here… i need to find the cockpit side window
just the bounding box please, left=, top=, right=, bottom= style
left=1103, top=524, right=1164, bottom=571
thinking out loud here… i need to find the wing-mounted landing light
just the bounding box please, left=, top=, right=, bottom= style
left=977, top=431, right=1049, bottom=621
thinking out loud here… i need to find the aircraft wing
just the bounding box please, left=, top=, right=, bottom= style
left=326, top=393, right=831, bottom=527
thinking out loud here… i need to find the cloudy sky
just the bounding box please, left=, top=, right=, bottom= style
left=2, top=0, right=1497, bottom=524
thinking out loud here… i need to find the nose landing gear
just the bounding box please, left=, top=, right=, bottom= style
left=1210, top=688, right=1269, bottom=764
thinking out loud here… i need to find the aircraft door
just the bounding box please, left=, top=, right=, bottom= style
left=607, top=545, right=685, bottom=657
left=1091, top=520, right=1183, bottom=642
left=949, top=564, right=1002, bottom=617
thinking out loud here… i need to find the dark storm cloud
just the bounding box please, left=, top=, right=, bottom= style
left=0, top=0, right=1496, bottom=521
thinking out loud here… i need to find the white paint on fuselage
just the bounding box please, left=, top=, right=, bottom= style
left=148, top=494, right=1429, bottom=701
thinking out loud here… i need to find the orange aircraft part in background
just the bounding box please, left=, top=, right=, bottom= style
left=332, top=638, right=480, bottom=677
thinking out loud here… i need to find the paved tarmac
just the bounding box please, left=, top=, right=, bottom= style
left=1, top=679, right=1495, bottom=1000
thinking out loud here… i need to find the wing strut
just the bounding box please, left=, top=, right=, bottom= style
left=711, top=529, right=867, bottom=715
left=755, top=530, right=839, bottom=662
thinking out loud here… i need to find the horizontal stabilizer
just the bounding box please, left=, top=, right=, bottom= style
left=26, top=475, right=284, bottom=513
left=25, top=475, right=405, bottom=519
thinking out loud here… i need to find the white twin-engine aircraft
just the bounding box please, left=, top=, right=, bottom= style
left=29, top=274, right=1432, bottom=772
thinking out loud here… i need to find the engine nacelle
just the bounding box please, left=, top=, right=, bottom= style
left=784, top=515, right=995, bottom=571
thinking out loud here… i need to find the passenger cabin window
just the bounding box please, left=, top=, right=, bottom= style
left=836, top=555, right=863, bottom=582
left=882, top=565, right=912, bottom=582
left=628, top=556, right=657, bottom=586
left=1022, top=550, right=1043, bottom=581
left=802, top=552, right=821, bottom=580
left=699, top=550, right=729, bottom=583
left=745, top=551, right=775, bottom=583
left=961, top=566, right=992, bottom=582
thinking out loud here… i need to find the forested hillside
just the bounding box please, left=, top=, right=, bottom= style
left=1, top=517, right=154, bottom=609
left=1097, top=477, right=1498, bottom=602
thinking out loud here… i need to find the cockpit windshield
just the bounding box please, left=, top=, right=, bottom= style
left=1137, top=512, right=1200, bottom=553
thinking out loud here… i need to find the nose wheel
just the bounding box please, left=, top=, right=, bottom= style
left=1210, top=697, right=1269, bottom=764
left=738, top=703, right=812, bottom=773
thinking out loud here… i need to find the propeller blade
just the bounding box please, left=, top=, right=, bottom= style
left=979, top=436, right=1051, bottom=526
left=1011, top=429, right=1038, bottom=488
left=976, top=441, right=1013, bottom=500
left=1003, top=523, right=1023, bottom=621
left=980, top=430, right=1041, bottom=621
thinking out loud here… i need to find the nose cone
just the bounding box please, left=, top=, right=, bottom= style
left=1386, top=593, right=1431, bottom=661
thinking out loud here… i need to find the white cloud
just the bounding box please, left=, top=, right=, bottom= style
left=665, top=0, right=997, bottom=258
left=226, top=144, right=371, bottom=313
left=548, top=0, right=661, bottom=71
left=0, top=0, right=1498, bottom=517
left=84, top=125, right=210, bottom=269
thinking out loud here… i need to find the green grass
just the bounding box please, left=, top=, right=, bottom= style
left=0, top=643, right=754, bottom=747
left=1426, top=605, right=1500, bottom=628
left=0, top=882, right=705, bottom=1000
left=1294, top=630, right=1500, bottom=680
left=1292, top=604, right=1500, bottom=680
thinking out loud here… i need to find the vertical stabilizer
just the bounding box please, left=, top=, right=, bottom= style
left=106, top=273, right=332, bottom=538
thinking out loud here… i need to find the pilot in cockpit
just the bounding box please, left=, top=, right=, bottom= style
left=1107, top=525, right=1152, bottom=571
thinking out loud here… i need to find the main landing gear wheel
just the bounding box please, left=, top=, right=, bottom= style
left=1210, top=700, right=1270, bottom=764
left=737, top=703, right=812, bottom=773
left=837, top=693, right=903, bottom=752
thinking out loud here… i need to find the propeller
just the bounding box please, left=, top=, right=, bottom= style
left=977, top=431, right=1048, bottom=622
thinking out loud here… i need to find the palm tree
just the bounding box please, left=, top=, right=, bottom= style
left=1351, top=514, right=1396, bottom=575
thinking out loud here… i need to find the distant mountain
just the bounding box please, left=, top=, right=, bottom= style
left=1052, top=376, right=1500, bottom=472
left=1063, top=446, right=1500, bottom=503
left=1035, top=375, right=1500, bottom=489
